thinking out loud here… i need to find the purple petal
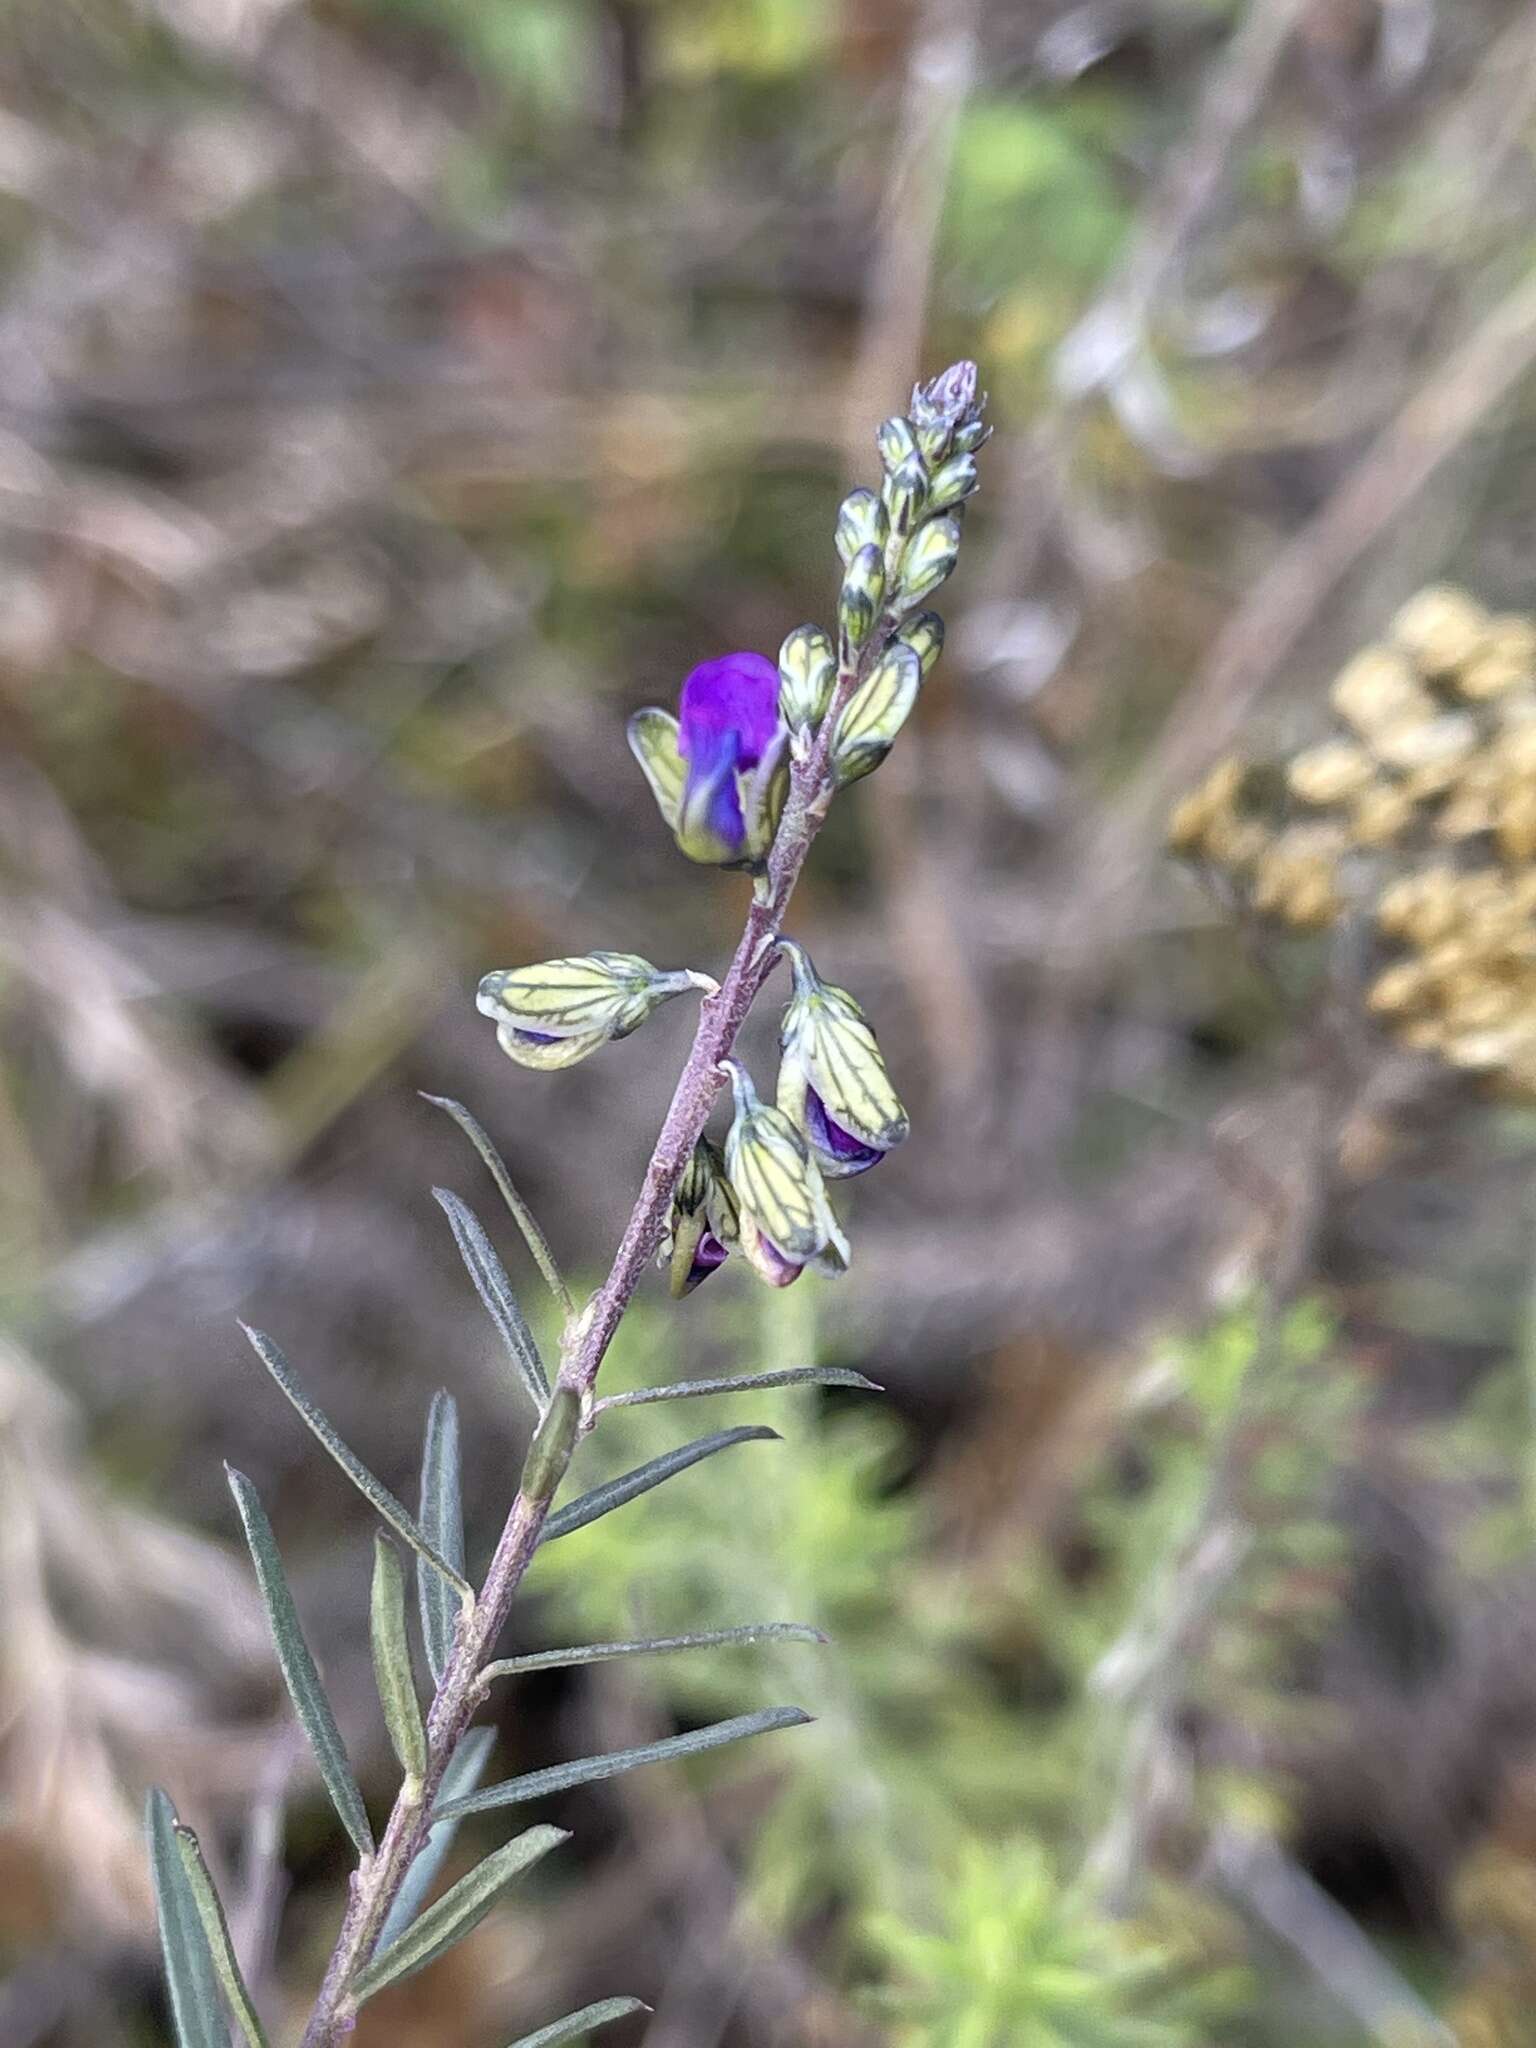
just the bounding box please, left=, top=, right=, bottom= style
left=678, top=653, right=781, bottom=771
left=512, top=1029, right=560, bottom=1046
left=685, top=1231, right=731, bottom=1292
left=804, top=1087, right=883, bottom=1174
left=677, top=725, right=748, bottom=861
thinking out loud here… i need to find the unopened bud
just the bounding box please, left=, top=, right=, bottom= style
left=835, top=488, right=888, bottom=567
left=838, top=542, right=886, bottom=662
left=777, top=624, right=837, bottom=732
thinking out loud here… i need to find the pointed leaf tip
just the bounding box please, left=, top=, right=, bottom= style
left=433, top=1706, right=814, bottom=1825
left=432, top=1187, right=549, bottom=1411
left=173, top=1822, right=272, bottom=2048
left=422, top=1094, right=572, bottom=1312
left=504, top=1997, right=651, bottom=2047
left=225, top=1467, right=374, bottom=1859
left=146, top=1789, right=223, bottom=2048
left=239, top=1324, right=471, bottom=1601
left=541, top=1425, right=782, bottom=1544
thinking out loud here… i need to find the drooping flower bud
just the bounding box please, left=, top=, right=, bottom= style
left=628, top=652, right=790, bottom=871
left=835, top=489, right=889, bottom=567
left=829, top=642, right=921, bottom=788
left=721, top=1059, right=847, bottom=1287
left=775, top=939, right=908, bottom=1177
left=777, top=624, right=837, bottom=734
left=838, top=543, right=886, bottom=666
left=659, top=1136, right=739, bottom=1296
left=477, top=952, right=702, bottom=1069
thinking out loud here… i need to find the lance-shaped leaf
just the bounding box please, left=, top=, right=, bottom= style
left=146, top=1788, right=223, bottom=2048
left=504, top=1998, right=650, bottom=2048
left=241, top=1325, right=471, bottom=1604
left=434, top=1707, right=812, bottom=1825
left=421, top=1094, right=572, bottom=1311
left=226, top=1467, right=374, bottom=1859
left=597, top=1365, right=879, bottom=1412
left=349, top=1825, right=569, bottom=2005
left=481, top=1622, right=826, bottom=1685
left=377, top=1727, right=498, bottom=1955
left=541, top=1426, right=779, bottom=1544
left=418, top=1390, right=466, bottom=1685
left=433, top=1189, right=549, bottom=1411
left=174, top=1821, right=272, bottom=2048
left=371, top=1534, right=427, bottom=1786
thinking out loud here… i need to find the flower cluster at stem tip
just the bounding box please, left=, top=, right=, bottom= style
left=477, top=361, right=988, bottom=1289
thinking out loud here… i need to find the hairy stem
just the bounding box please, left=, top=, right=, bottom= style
left=295, top=629, right=887, bottom=2048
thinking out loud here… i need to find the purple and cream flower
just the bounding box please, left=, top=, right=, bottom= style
left=721, top=1058, right=847, bottom=1288
left=628, top=652, right=790, bottom=870
left=476, top=951, right=704, bottom=1070
left=660, top=1137, right=740, bottom=1297
left=774, top=939, right=909, bottom=1178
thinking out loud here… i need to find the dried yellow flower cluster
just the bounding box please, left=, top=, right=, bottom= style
left=1169, top=585, right=1536, bottom=1092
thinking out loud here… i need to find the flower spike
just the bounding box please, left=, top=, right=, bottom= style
left=721, top=1059, right=847, bottom=1287
left=774, top=939, right=909, bottom=1177
left=628, top=653, right=790, bottom=871
left=477, top=952, right=701, bottom=1070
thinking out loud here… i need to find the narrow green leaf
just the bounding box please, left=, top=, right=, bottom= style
left=542, top=1426, right=779, bottom=1544
left=371, top=1534, right=427, bottom=1786
left=434, top=1707, right=812, bottom=1825
left=418, top=1390, right=466, bottom=1685
left=481, top=1622, right=826, bottom=1684
left=146, top=1789, right=223, bottom=2048
left=225, top=1466, right=374, bottom=1859
left=433, top=1188, right=549, bottom=1411
left=504, top=1997, right=650, bottom=2047
left=377, top=1727, right=497, bottom=1955
left=240, top=1325, right=472, bottom=1603
left=597, top=1366, right=880, bottom=1411
left=421, top=1093, right=574, bottom=1313
left=174, top=1822, right=273, bottom=2048
left=349, top=1825, right=569, bottom=2004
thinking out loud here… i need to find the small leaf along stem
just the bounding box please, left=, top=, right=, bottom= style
left=293, top=607, right=896, bottom=2048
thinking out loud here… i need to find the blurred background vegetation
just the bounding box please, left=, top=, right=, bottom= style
left=6, top=0, right=1536, bottom=2041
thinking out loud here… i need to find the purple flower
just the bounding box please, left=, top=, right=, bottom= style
left=628, top=652, right=790, bottom=870
left=774, top=939, right=909, bottom=1179
left=721, top=1059, right=848, bottom=1288
left=660, top=1137, right=740, bottom=1297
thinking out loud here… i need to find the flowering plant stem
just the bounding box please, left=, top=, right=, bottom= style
left=295, top=627, right=887, bottom=2048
